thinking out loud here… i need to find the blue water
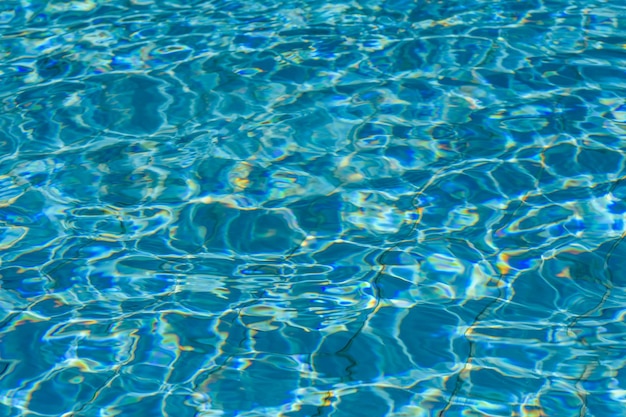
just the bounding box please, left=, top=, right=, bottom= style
left=1, top=0, right=626, bottom=415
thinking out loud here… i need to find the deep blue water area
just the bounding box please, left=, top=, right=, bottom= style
left=1, top=0, right=626, bottom=415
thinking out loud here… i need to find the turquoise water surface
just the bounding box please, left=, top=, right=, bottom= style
left=1, top=0, right=626, bottom=415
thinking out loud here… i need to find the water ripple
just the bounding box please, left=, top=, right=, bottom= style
left=1, top=0, right=626, bottom=416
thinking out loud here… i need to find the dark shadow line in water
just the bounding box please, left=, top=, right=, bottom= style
left=439, top=140, right=552, bottom=415
left=0, top=312, right=22, bottom=334
left=565, top=232, right=623, bottom=417
left=0, top=362, right=10, bottom=379
left=439, top=156, right=626, bottom=415
left=72, top=372, right=122, bottom=415
left=437, top=270, right=506, bottom=416
left=303, top=156, right=458, bottom=414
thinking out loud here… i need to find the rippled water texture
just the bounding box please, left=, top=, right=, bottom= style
left=1, top=0, right=626, bottom=415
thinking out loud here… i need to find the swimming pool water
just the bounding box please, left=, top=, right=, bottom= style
left=1, top=0, right=626, bottom=415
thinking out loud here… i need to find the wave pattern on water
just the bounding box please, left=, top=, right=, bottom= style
left=1, top=0, right=626, bottom=416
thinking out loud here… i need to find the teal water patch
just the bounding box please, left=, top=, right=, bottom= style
left=1, top=0, right=626, bottom=416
